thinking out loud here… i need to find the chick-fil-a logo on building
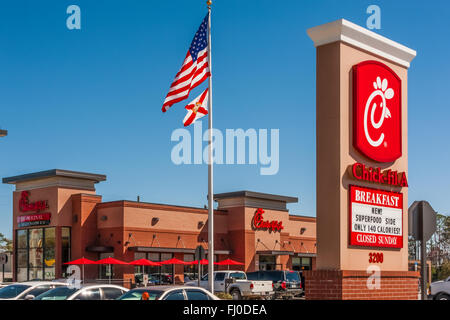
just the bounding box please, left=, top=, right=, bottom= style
left=252, top=208, right=284, bottom=232
left=19, top=191, right=48, bottom=213
left=353, top=61, right=402, bottom=163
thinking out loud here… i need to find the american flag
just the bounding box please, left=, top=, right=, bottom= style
left=162, top=13, right=210, bottom=112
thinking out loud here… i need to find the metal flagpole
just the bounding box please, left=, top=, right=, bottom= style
left=206, top=0, right=214, bottom=294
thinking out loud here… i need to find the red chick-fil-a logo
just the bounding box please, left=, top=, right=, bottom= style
left=19, top=191, right=48, bottom=213
left=353, top=61, right=402, bottom=163
left=252, top=208, right=284, bottom=232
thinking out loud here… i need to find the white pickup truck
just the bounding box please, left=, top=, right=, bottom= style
left=185, top=270, right=273, bottom=300
left=430, top=276, right=450, bottom=300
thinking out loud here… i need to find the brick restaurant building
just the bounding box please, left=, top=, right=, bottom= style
left=3, top=169, right=317, bottom=286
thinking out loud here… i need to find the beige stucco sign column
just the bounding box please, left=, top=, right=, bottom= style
left=305, top=19, right=419, bottom=300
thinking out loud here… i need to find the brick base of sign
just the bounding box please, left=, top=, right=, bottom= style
left=304, top=270, right=420, bottom=300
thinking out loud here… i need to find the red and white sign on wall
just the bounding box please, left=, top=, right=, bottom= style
left=17, top=213, right=51, bottom=228
left=353, top=61, right=402, bottom=163
left=349, top=185, right=403, bottom=248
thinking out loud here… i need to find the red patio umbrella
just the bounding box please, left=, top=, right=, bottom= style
left=189, top=259, right=209, bottom=265
left=95, top=257, right=129, bottom=284
left=64, top=257, right=96, bottom=283
left=129, top=259, right=161, bottom=266
left=215, top=258, right=244, bottom=270
left=160, top=258, right=189, bottom=265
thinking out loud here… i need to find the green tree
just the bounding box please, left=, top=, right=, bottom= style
left=432, top=261, right=450, bottom=281
left=0, top=233, right=12, bottom=252
left=428, top=214, right=450, bottom=281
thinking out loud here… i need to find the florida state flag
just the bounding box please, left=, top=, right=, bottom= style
left=183, top=88, right=209, bottom=127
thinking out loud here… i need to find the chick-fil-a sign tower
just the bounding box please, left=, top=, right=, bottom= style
left=306, top=19, right=419, bottom=300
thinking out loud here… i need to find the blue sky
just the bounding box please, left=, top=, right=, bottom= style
left=0, top=0, right=449, bottom=238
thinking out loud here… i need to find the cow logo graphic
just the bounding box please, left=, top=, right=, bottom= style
left=353, top=61, right=402, bottom=162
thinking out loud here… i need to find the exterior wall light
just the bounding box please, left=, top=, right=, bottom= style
left=151, top=217, right=159, bottom=225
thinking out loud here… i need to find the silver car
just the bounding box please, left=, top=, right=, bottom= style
left=34, top=284, right=128, bottom=300
left=0, top=281, right=68, bottom=300
left=117, top=286, right=220, bottom=300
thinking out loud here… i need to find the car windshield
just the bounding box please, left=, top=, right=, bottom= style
left=286, top=271, right=300, bottom=282
left=229, top=272, right=246, bottom=280
left=0, top=284, right=30, bottom=299
left=34, top=286, right=78, bottom=300
left=118, top=289, right=163, bottom=300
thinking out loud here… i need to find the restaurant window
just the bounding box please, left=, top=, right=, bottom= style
left=134, top=252, right=146, bottom=274
left=28, top=229, right=43, bottom=280
left=44, top=228, right=56, bottom=280
left=147, top=253, right=161, bottom=280
left=301, top=257, right=311, bottom=270
left=160, top=253, right=173, bottom=284
left=259, top=255, right=277, bottom=271
left=61, top=227, right=71, bottom=277
left=15, top=227, right=59, bottom=281
left=98, top=253, right=113, bottom=280
left=184, top=254, right=196, bottom=281
left=292, top=256, right=311, bottom=271
left=133, top=252, right=146, bottom=285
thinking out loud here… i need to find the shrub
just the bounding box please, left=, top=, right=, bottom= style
left=215, top=292, right=232, bottom=300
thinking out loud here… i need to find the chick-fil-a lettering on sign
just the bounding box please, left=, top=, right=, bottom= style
left=252, top=208, right=284, bottom=232
left=19, top=191, right=48, bottom=213
left=352, top=163, right=408, bottom=187
left=349, top=185, right=403, bottom=249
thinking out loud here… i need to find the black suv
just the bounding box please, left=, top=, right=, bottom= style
left=246, top=270, right=302, bottom=299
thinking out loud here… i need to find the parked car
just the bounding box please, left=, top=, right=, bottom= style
left=117, top=286, right=219, bottom=300
left=0, top=281, right=68, bottom=300
left=34, top=284, right=128, bottom=300
left=430, top=276, right=450, bottom=300
left=151, top=273, right=172, bottom=284
left=185, top=270, right=274, bottom=300
left=246, top=270, right=303, bottom=299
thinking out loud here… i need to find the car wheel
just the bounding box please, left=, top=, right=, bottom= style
left=436, top=293, right=450, bottom=300
left=231, top=289, right=242, bottom=300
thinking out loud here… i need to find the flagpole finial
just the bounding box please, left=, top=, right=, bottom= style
left=207, top=0, right=212, bottom=7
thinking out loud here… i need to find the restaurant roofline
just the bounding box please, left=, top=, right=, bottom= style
left=2, top=169, right=107, bottom=184
left=213, top=190, right=298, bottom=204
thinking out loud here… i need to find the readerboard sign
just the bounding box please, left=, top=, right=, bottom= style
left=349, top=185, right=403, bottom=248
